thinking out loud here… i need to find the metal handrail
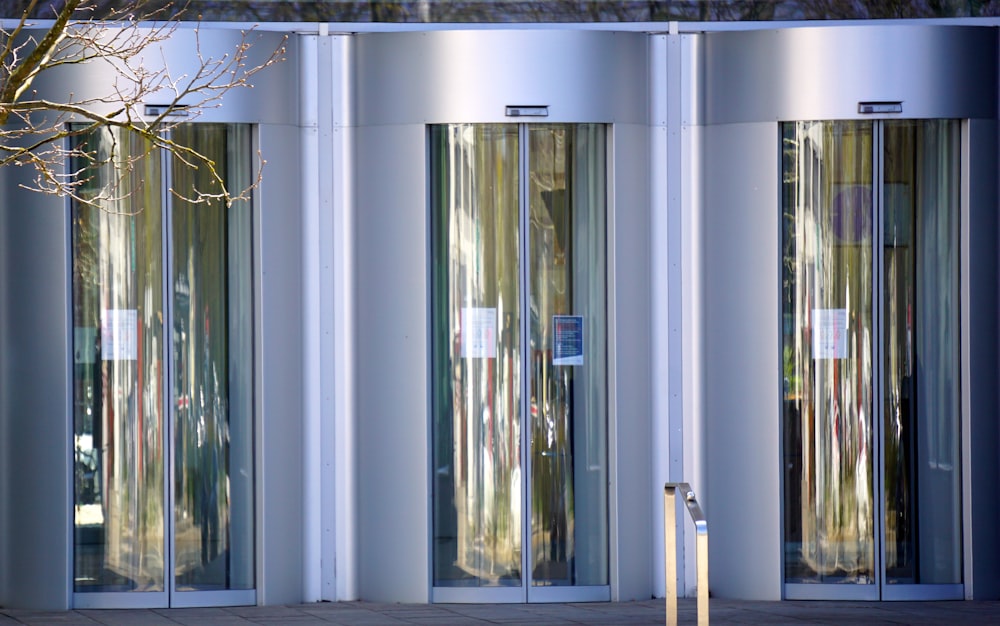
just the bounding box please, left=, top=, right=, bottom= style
left=664, top=482, right=709, bottom=626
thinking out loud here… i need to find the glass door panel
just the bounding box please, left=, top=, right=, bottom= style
left=72, top=128, right=167, bottom=596
left=782, top=119, right=962, bottom=600
left=881, top=121, right=961, bottom=589
left=72, top=124, right=255, bottom=607
left=170, top=125, right=255, bottom=596
left=431, top=123, right=608, bottom=601
left=526, top=125, right=607, bottom=589
left=431, top=124, right=523, bottom=588
left=781, top=121, right=876, bottom=588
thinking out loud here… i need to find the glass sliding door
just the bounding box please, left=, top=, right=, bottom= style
left=71, top=124, right=255, bottom=608
left=169, top=125, right=255, bottom=602
left=526, top=125, right=608, bottom=592
left=72, top=130, right=168, bottom=602
left=880, top=121, right=962, bottom=594
left=431, top=123, right=608, bottom=602
left=430, top=124, right=523, bottom=593
left=782, top=120, right=962, bottom=600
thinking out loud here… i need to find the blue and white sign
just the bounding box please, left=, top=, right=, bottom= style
left=553, top=315, right=584, bottom=366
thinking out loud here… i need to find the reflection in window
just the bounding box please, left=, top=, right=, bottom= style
left=13, top=1, right=995, bottom=22
left=72, top=124, right=255, bottom=594
left=782, top=120, right=962, bottom=588
left=430, top=124, right=608, bottom=591
left=431, top=124, right=523, bottom=587
left=782, top=121, right=876, bottom=584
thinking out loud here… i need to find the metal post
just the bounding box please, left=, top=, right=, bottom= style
left=664, top=484, right=677, bottom=626
left=664, top=482, right=709, bottom=626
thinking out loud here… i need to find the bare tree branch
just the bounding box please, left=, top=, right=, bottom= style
left=0, top=0, right=286, bottom=211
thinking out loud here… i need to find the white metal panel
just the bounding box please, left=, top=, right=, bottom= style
left=679, top=32, right=706, bottom=601
left=355, top=30, right=648, bottom=125
left=0, top=149, right=72, bottom=610
left=649, top=32, right=670, bottom=601
left=330, top=33, right=358, bottom=603
left=301, top=33, right=323, bottom=604
left=700, top=121, right=782, bottom=600
left=354, top=123, right=430, bottom=603
left=703, top=26, right=997, bottom=124
left=23, top=29, right=296, bottom=125
left=330, top=36, right=358, bottom=600
left=301, top=28, right=346, bottom=606
left=257, top=122, right=306, bottom=605
left=609, top=122, right=653, bottom=602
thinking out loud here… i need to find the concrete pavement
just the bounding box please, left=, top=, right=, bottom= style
left=3, top=598, right=1000, bottom=625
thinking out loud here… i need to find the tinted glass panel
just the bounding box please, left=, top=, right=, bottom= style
left=73, top=128, right=167, bottom=592
left=527, top=124, right=607, bottom=587
left=431, top=123, right=608, bottom=593
left=72, top=124, right=255, bottom=599
left=882, top=120, right=961, bottom=585
left=782, top=120, right=875, bottom=584
left=171, top=124, right=255, bottom=592
left=782, top=119, right=963, bottom=592
left=431, top=124, right=523, bottom=587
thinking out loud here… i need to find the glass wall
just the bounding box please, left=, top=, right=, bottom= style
left=526, top=125, right=607, bottom=588
left=72, top=129, right=167, bottom=592
left=430, top=124, right=523, bottom=587
left=170, top=125, right=255, bottom=592
left=431, top=123, right=607, bottom=597
left=782, top=121, right=876, bottom=585
left=881, top=121, right=962, bottom=585
left=782, top=120, right=962, bottom=595
left=72, top=124, right=255, bottom=601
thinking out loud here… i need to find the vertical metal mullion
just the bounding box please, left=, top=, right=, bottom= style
left=519, top=123, right=532, bottom=601
left=873, top=120, right=886, bottom=597
left=162, top=130, right=176, bottom=605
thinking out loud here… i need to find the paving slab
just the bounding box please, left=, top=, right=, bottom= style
left=0, top=613, right=100, bottom=626
left=4, top=599, right=1000, bottom=625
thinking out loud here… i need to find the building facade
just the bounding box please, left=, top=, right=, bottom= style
left=1, top=8, right=998, bottom=609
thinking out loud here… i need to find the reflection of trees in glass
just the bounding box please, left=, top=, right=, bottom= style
left=432, top=124, right=523, bottom=585
left=49, top=0, right=998, bottom=22
left=170, top=124, right=254, bottom=590
left=71, top=124, right=254, bottom=592
left=431, top=124, right=607, bottom=588
left=72, top=127, right=166, bottom=591
left=528, top=126, right=574, bottom=586
left=782, top=121, right=875, bottom=583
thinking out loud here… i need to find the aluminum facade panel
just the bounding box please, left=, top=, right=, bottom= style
left=703, top=26, right=998, bottom=124
left=23, top=29, right=297, bottom=125
left=355, top=30, right=648, bottom=126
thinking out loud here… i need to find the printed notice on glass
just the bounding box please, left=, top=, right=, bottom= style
left=553, top=315, right=584, bottom=366
left=101, top=309, right=138, bottom=361
left=812, top=308, right=847, bottom=360
left=462, top=307, right=496, bottom=359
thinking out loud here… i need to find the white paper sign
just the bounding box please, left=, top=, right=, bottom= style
left=101, top=309, right=138, bottom=361
left=462, top=307, right=496, bottom=359
left=813, top=308, right=847, bottom=360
